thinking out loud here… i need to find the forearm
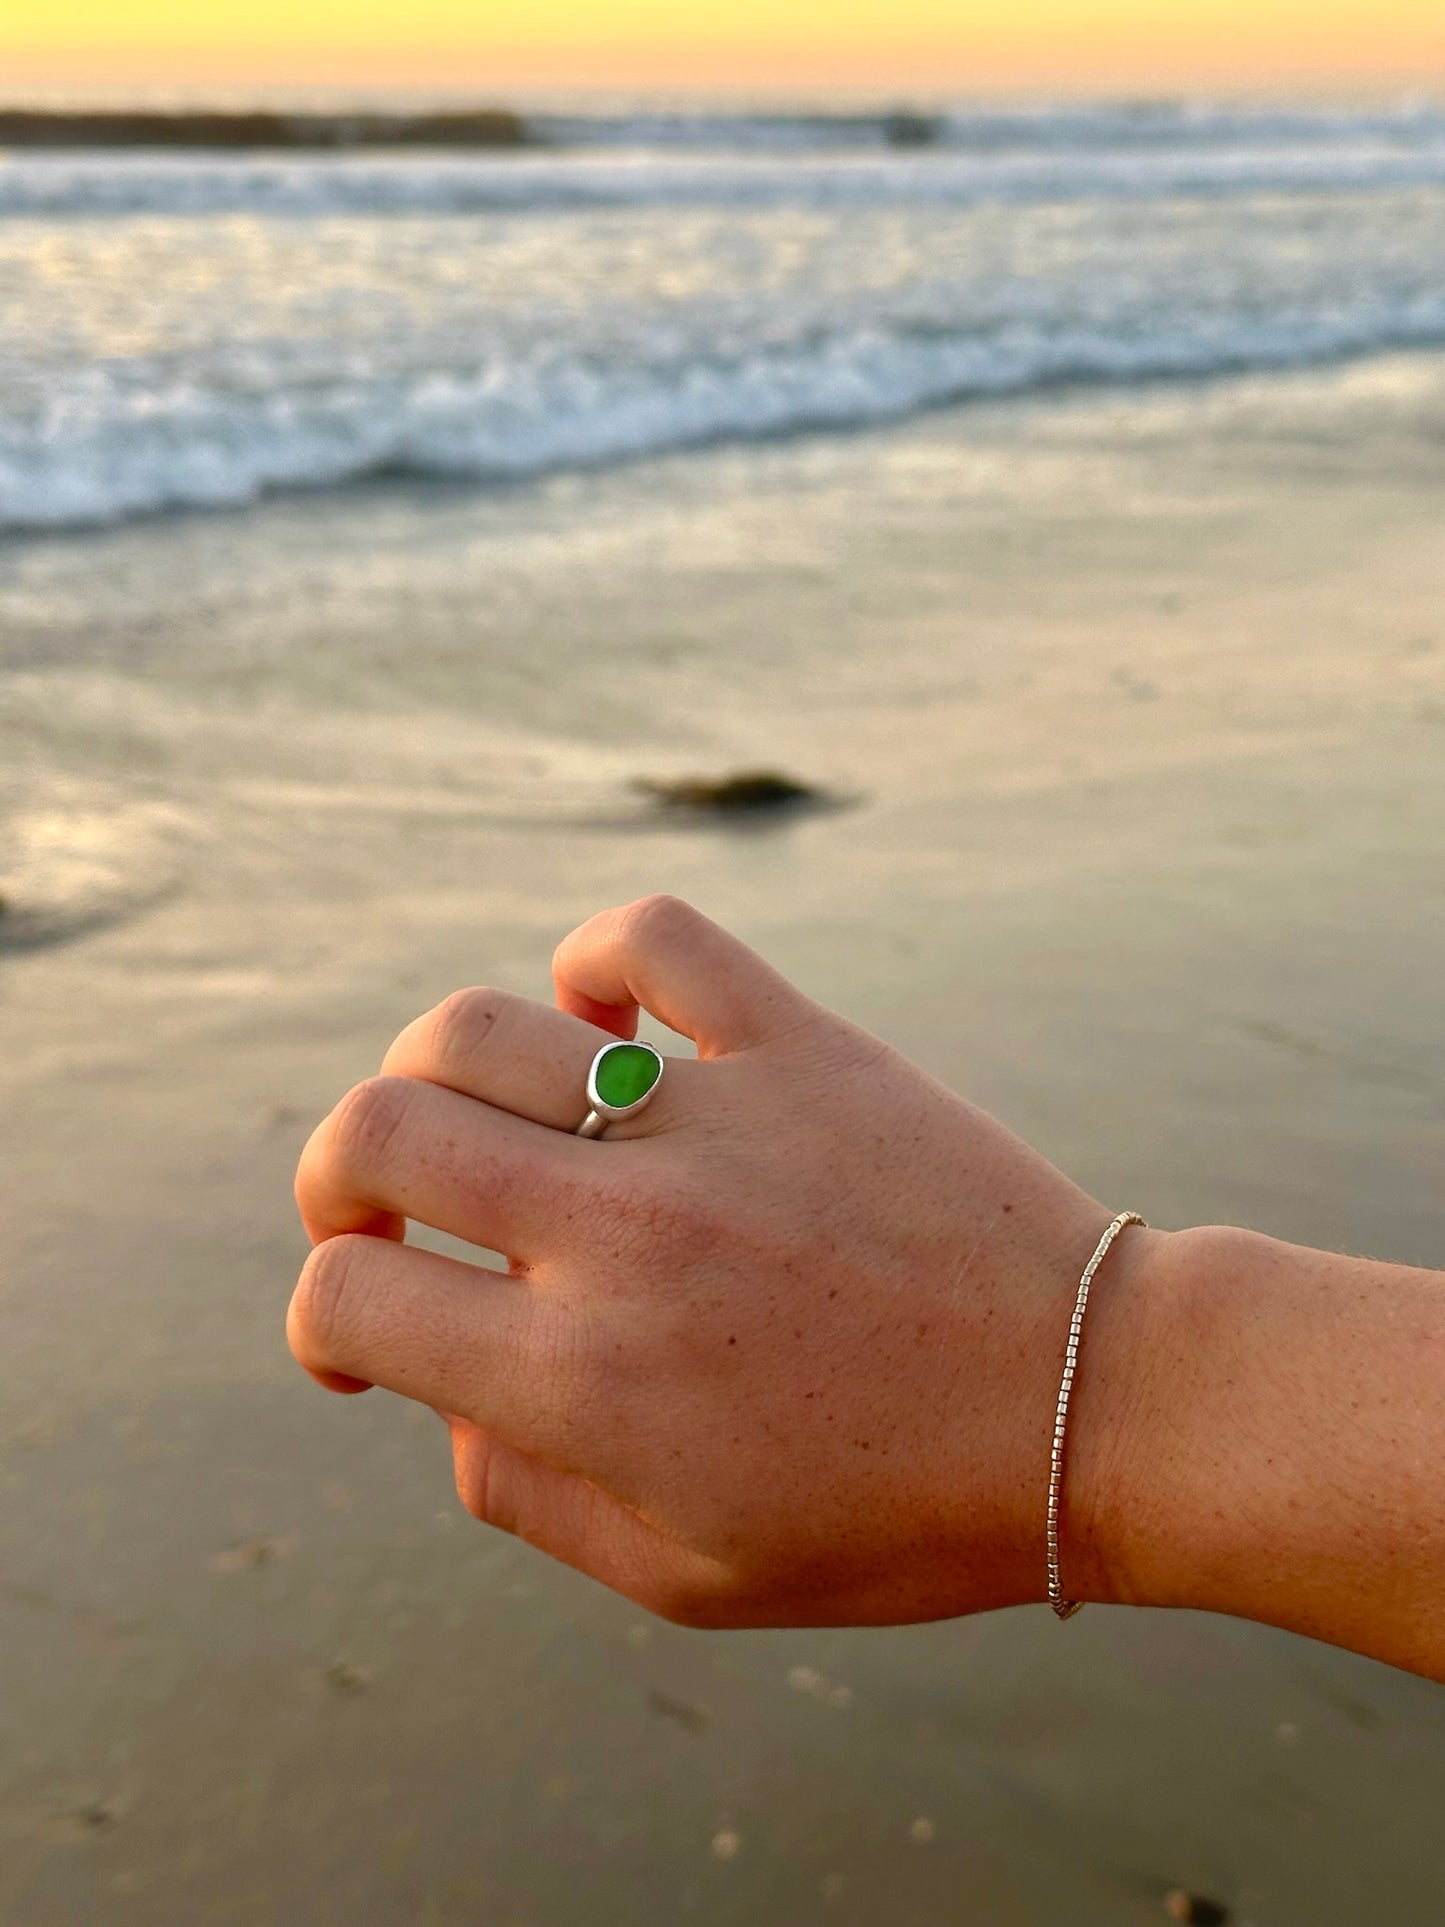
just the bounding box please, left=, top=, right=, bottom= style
left=1078, top=1224, right=1445, bottom=1679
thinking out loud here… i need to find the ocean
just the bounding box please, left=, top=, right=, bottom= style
left=5, top=96, right=1445, bottom=530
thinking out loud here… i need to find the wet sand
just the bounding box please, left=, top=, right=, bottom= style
left=2, top=357, right=1444, bottom=1923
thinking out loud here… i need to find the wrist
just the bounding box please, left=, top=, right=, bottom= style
left=1048, top=1218, right=1206, bottom=1612
left=1063, top=1220, right=1445, bottom=1675
left=1103, top=1221, right=1304, bottom=1619
left=1054, top=1219, right=1306, bottom=1617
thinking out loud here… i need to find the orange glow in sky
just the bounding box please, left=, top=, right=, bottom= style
left=6, top=0, right=1444, bottom=92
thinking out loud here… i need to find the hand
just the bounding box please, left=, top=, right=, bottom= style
left=289, top=895, right=1170, bottom=1629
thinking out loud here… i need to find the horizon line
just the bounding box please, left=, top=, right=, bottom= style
left=6, top=69, right=1444, bottom=101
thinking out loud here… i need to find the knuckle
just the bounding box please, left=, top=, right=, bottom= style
left=670, top=1178, right=736, bottom=1258
left=428, top=985, right=508, bottom=1067
left=292, top=1232, right=374, bottom=1355
left=453, top=1433, right=500, bottom=1526
left=620, top=892, right=695, bottom=950
left=596, top=1175, right=695, bottom=1260
left=601, top=1171, right=733, bottom=1276
left=457, top=1469, right=491, bottom=1526
left=538, top=1303, right=616, bottom=1421
left=329, top=1074, right=413, bottom=1180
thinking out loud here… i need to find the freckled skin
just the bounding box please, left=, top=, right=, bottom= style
left=288, top=896, right=1445, bottom=1677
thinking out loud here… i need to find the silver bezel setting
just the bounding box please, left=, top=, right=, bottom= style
left=584, top=1040, right=665, bottom=1123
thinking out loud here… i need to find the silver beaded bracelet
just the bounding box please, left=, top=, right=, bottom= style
left=1047, top=1211, right=1148, bottom=1619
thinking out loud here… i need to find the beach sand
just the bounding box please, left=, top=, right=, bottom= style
left=2, top=356, right=1443, bottom=1923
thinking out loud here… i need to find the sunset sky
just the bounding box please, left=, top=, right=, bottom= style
left=5, top=0, right=1444, bottom=94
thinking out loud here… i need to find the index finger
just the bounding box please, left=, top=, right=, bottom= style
left=552, top=894, right=812, bottom=1058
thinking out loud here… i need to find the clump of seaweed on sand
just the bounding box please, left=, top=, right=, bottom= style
left=632, top=769, right=853, bottom=817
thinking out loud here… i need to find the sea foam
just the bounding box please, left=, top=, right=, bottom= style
left=5, top=99, right=1445, bottom=530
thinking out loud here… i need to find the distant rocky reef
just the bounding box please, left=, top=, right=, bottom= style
left=881, top=112, right=941, bottom=148
left=0, top=108, right=533, bottom=149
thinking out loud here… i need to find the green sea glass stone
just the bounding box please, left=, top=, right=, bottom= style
left=594, top=1043, right=662, bottom=1110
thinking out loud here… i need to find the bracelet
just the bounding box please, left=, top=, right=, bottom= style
left=1047, top=1210, right=1147, bottom=1619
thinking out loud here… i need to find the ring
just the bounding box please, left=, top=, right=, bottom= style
left=576, top=1040, right=665, bottom=1138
